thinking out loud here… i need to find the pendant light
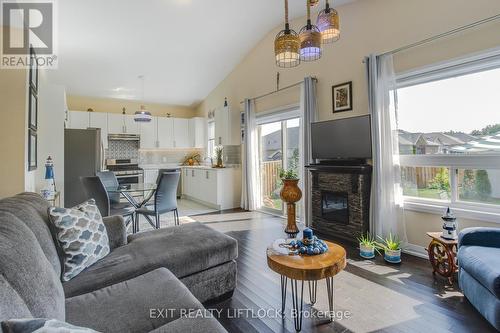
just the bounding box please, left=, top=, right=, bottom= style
left=274, top=0, right=300, bottom=68
left=317, top=0, right=340, bottom=43
left=134, top=75, right=152, bottom=123
left=299, top=0, right=322, bottom=62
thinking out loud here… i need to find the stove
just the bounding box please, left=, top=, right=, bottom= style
left=106, top=159, right=144, bottom=185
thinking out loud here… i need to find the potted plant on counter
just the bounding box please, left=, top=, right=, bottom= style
left=377, top=233, right=402, bottom=264
left=357, top=233, right=378, bottom=259
left=214, top=146, right=224, bottom=168
left=279, top=168, right=301, bottom=238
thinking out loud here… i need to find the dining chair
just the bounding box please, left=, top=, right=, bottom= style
left=135, top=171, right=180, bottom=229
left=96, top=171, right=120, bottom=205
left=80, top=176, right=136, bottom=229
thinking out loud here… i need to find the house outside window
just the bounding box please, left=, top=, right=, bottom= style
left=208, top=121, right=215, bottom=159
left=396, top=50, right=500, bottom=222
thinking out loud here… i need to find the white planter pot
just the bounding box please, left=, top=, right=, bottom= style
left=384, top=248, right=402, bottom=264
left=359, top=243, right=375, bottom=259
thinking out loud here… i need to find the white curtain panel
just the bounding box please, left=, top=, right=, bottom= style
left=241, top=99, right=261, bottom=211
left=367, top=54, right=407, bottom=245
left=300, top=77, right=318, bottom=225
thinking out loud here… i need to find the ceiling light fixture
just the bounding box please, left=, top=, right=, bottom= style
left=274, top=0, right=300, bottom=68
left=299, top=0, right=322, bottom=62
left=134, top=75, right=152, bottom=123
left=317, top=0, right=340, bottom=44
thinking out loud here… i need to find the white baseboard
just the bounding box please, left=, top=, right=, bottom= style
left=403, top=243, right=428, bottom=259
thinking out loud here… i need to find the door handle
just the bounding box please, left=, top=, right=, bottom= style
left=218, top=137, right=221, bottom=145
left=206, top=171, right=209, bottom=179
left=191, top=170, right=194, bottom=177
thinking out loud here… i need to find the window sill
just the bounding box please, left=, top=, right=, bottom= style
left=404, top=199, right=500, bottom=224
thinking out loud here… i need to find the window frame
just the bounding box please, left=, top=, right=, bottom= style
left=396, top=47, right=500, bottom=223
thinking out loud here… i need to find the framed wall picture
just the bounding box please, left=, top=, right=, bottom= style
left=332, top=81, right=353, bottom=113
left=29, top=87, right=38, bottom=130
left=29, top=47, right=38, bottom=93
left=28, top=129, right=37, bottom=171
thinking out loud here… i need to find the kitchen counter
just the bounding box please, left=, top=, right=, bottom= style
left=140, top=163, right=182, bottom=170
left=181, top=165, right=241, bottom=171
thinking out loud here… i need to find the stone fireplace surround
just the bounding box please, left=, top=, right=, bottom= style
left=307, top=164, right=372, bottom=244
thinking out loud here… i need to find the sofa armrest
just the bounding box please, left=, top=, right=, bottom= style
left=458, top=227, right=500, bottom=248
left=102, top=215, right=127, bottom=250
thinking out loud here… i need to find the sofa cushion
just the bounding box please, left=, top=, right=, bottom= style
left=0, top=211, right=65, bottom=322
left=63, top=222, right=237, bottom=297
left=0, top=275, right=32, bottom=322
left=1, top=318, right=100, bottom=333
left=49, top=199, right=110, bottom=281
left=66, top=268, right=206, bottom=333
left=149, top=317, right=227, bottom=333
left=458, top=245, right=500, bottom=298
left=0, top=193, right=61, bottom=277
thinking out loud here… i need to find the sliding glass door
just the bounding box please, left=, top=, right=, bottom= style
left=258, top=117, right=301, bottom=215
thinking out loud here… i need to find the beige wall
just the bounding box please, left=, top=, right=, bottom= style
left=67, top=95, right=197, bottom=118
left=196, top=0, right=500, bottom=249
left=0, top=68, right=28, bottom=198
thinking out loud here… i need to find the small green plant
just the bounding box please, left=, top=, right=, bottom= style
left=357, top=232, right=376, bottom=247
left=214, top=146, right=223, bottom=167
left=376, top=233, right=401, bottom=251
left=279, top=168, right=298, bottom=180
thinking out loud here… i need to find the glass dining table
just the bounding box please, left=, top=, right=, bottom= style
left=106, top=183, right=157, bottom=233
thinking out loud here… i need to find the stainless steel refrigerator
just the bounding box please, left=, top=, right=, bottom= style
left=64, top=128, right=104, bottom=207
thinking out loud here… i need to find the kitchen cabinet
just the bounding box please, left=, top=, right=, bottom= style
left=140, top=117, right=158, bottom=149
left=173, top=118, right=189, bottom=148
left=189, top=117, right=206, bottom=148
left=89, top=112, right=108, bottom=149
left=182, top=166, right=241, bottom=210
left=157, top=117, right=174, bottom=148
left=214, top=106, right=238, bottom=146
left=107, top=113, right=124, bottom=134
left=67, top=111, right=89, bottom=129
left=124, top=115, right=139, bottom=134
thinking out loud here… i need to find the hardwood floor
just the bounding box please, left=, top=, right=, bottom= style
left=201, top=211, right=496, bottom=333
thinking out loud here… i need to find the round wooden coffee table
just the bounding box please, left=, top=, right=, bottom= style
left=267, top=240, right=347, bottom=332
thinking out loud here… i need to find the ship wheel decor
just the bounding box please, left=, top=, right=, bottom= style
left=426, top=232, right=458, bottom=284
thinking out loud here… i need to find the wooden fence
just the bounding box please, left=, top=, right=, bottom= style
left=401, top=166, right=440, bottom=188
left=261, top=160, right=282, bottom=197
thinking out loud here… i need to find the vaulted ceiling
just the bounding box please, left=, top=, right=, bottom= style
left=47, top=0, right=355, bottom=106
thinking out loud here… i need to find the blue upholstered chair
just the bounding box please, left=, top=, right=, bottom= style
left=458, top=227, right=500, bottom=330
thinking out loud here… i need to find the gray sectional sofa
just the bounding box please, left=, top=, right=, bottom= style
left=0, top=193, right=238, bottom=332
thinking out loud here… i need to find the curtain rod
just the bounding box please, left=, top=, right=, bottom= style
left=368, top=13, right=500, bottom=61
left=239, top=77, right=317, bottom=105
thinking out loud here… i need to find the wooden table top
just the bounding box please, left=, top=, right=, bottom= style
left=426, top=232, right=458, bottom=245
left=267, top=240, right=347, bottom=281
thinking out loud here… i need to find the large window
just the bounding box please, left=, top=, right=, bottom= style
left=397, top=57, right=500, bottom=219
left=207, top=121, right=215, bottom=159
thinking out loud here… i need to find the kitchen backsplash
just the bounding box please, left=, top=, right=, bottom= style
left=107, top=140, right=139, bottom=160
left=222, top=145, right=241, bottom=165
left=140, top=149, right=205, bottom=165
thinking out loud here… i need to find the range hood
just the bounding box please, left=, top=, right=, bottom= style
left=108, top=134, right=140, bottom=141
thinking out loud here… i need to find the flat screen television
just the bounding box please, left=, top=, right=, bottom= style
left=311, top=115, right=372, bottom=160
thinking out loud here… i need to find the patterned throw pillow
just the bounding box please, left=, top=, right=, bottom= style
left=48, top=199, right=110, bottom=281
left=1, top=318, right=101, bottom=333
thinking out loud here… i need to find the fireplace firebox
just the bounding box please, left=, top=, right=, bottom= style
left=321, top=191, right=349, bottom=224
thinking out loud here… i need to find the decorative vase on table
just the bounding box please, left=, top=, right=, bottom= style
left=280, top=179, right=302, bottom=238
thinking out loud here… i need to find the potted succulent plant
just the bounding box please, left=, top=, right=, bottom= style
left=279, top=168, right=301, bottom=238
left=357, top=232, right=378, bottom=259
left=377, top=233, right=402, bottom=264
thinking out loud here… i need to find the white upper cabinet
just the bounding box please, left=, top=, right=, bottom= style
left=108, top=113, right=124, bottom=134
left=173, top=118, right=189, bottom=148
left=189, top=117, right=206, bottom=148
left=68, top=111, right=89, bottom=129
left=124, top=115, right=140, bottom=134
left=89, top=112, right=108, bottom=149
left=157, top=117, right=174, bottom=148
left=140, top=117, right=158, bottom=149
left=214, top=106, right=238, bottom=146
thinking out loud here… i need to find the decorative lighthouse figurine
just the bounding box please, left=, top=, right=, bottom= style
left=42, top=156, right=56, bottom=200
left=441, top=207, right=458, bottom=240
